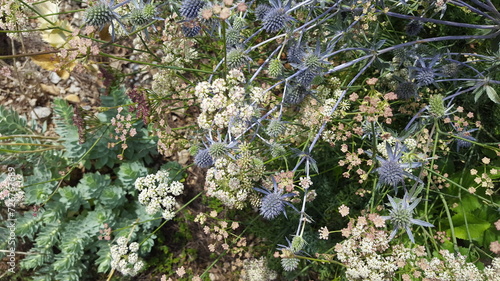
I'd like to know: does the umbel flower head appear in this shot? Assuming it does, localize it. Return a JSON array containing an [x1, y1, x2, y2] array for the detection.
[[254, 176, 297, 220], [366, 142, 422, 191], [382, 192, 434, 243]]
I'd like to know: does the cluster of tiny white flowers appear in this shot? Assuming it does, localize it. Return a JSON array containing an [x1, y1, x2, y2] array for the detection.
[[334, 215, 397, 281], [135, 170, 184, 220], [194, 70, 270, 135], [0, 173, 24, 207], [335, 216, 500, 280], [110, 237, 145, 276], [241, 257, 278, 281]]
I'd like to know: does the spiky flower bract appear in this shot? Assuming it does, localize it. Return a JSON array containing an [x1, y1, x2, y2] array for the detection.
[[367, 142, 422, 191], [395, 81, 418, 99], [180, 0, 205, 19], [254, 176, 296, 220], [194, 148, 214, 168], [382, 192, 434, 243]]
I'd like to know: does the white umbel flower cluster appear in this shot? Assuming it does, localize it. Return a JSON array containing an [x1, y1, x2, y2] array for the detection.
[[110, 237, 144, 276], [135, 170, 184, 220], [242, 257, 277, 281]]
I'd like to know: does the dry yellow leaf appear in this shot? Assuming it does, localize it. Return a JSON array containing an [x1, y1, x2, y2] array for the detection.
[[64, 94, 81, 104], [40, 84, 61, 95], [30, 54, 76, 80]]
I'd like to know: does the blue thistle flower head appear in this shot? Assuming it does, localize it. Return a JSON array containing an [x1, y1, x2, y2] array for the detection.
[[255, 4, 271, 21], [382, 192, 434, 243], [454, 128, 478, 151], [194, 148, 214, 168], [128, 0, 164, 29], [291, 41, 332, 88], [182, 21, 201, 37], [254, 176, 297, 220], [409, 55, 442, 87], [366, 142, 422, 192], [405, 20, 423, 37], [261, 0, 295, 33], [84, 0, 131, 40], [180, 0, 205, 19], [395, 81, 418, 100]]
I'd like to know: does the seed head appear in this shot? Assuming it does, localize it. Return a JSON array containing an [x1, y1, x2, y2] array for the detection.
[[255, 177, 296, 220], [226, 28, 241, 45], [232, 16, 246, 30], [129, 8, 150, 26], [378, 159, 405, 188], [284, 84, 309, 105], [383, 192, 434, 243], [260, 192, 285, 219]]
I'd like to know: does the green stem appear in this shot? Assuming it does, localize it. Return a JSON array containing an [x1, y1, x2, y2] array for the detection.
[[439, 194, 459, 253]]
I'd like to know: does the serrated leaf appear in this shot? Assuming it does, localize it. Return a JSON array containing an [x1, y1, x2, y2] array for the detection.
[[485, 85, 500, 103]]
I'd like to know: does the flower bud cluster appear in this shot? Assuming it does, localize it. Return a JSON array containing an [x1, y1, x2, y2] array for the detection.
[[135, 170, 184, 220], [110, 237, 144, 276]]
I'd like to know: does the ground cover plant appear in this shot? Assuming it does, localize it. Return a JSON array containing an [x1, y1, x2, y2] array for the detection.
[[1, 0, 500, 280]]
